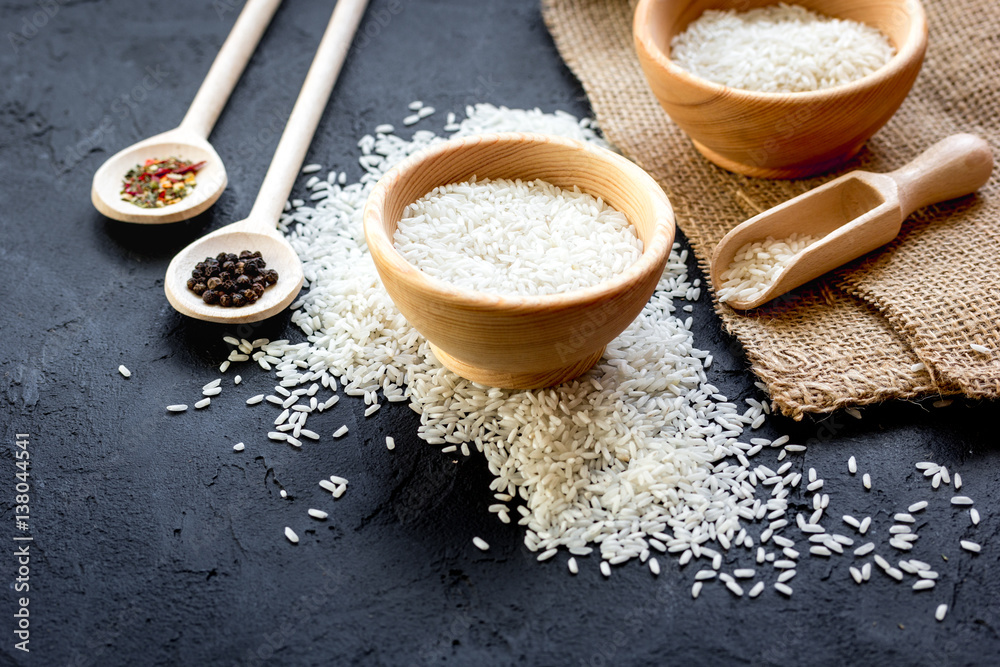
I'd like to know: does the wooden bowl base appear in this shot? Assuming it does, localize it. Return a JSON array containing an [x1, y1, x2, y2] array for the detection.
[[429, 344, 606, 390], [691, 140, 864, 179]]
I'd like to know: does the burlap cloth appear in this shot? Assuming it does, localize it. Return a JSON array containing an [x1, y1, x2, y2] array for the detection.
[[542, 0, 1000, 419]]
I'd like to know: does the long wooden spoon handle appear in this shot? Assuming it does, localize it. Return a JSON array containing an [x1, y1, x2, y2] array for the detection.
[[179, 0, 282, 139], [888, 133, 994, 218], [248, 0, 370, 225]]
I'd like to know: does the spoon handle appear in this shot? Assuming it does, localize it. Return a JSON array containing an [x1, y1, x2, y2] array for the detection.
[[178, 0, 282, 139], [248, 0, 371, 226], [888, 133, 994, 218]]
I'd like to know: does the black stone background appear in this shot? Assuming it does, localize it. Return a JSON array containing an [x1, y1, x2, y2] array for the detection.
[[1, 0, 998, 665]]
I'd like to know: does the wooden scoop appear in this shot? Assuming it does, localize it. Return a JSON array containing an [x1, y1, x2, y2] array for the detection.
[[710, 134, 994, 310], [91, 0, 281, 224], [164, 0, 369, 324]]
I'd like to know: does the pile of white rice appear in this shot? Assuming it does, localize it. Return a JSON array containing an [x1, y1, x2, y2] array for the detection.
[[276, 104, 781, 568], [670, 3, 895, 93], [717, 233, 818, 304], [189, 103, 982, 612], [393, 177, 641, 295]]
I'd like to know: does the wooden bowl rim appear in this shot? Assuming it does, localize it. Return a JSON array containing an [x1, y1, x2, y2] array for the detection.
[[634, 0, 929, 102], [363, 132, 676, 311]]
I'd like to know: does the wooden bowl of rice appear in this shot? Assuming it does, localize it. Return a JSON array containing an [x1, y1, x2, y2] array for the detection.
[[363, 132, 675, 389], [634, 0, 928, 178]]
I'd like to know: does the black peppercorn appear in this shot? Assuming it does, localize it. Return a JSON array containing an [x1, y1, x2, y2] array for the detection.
[[188, 250, 276, 307]]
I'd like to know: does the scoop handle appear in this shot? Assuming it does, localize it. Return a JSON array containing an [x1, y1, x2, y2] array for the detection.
[[179, 0, 282, 139], [888, 133, 994, 218]]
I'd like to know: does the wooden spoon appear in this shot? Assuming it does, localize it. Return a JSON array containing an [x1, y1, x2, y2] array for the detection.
[[91, 0, 281, 224], [710, 134, 994, 310], [164, 0, 370, 324]]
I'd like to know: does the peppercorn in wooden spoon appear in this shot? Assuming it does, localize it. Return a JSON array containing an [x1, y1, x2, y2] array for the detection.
[[91, 0, 281, 224], [165, 0, 370, 323]]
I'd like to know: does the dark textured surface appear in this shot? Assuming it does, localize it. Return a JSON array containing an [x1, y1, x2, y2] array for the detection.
[[0, 1, 998, 665]]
